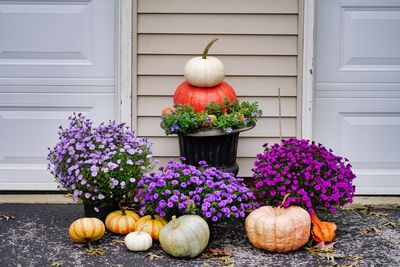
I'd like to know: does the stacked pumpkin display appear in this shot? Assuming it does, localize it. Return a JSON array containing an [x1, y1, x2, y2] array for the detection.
[[173, 37, 237, 113]]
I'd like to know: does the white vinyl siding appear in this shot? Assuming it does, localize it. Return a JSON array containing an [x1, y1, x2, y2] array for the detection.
[[135, 0, 300, 177]]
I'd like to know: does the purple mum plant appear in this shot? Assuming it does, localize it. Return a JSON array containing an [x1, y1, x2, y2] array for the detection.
[[135, 160, 257, 222], [47, 113, 154, 211], [252, 138, 356, 214]]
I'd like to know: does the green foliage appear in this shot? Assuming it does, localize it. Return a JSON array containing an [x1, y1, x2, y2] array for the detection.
[[161, 100, 262, 135]]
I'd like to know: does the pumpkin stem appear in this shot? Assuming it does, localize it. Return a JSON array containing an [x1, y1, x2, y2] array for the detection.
[[119, 200, 126, 216], [86, 240, 93, 250], [202, 37, 218, 59], [276, 194, 290, 216], [171, 215, 180, 229], [278, 193, 290, 208]]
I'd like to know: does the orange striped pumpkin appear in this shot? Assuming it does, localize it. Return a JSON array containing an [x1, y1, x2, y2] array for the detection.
[[135, 215, 168, 241], [105, 210, 140, 235], [68, 217, 105, 243]]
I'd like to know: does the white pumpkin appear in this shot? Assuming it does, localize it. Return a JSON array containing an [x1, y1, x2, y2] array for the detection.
[[124, 231, 152, 252], [184, 38, 225, 87], [159, 215, 210, 258]]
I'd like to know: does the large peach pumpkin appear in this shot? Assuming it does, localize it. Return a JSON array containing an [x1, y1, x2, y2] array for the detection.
[[245, 205, 311, 252]]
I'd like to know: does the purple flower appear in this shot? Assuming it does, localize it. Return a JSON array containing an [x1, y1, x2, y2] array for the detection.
[[135, 160, 257, 222], [170, 125, 180, 133], [252, 138, 356, 214], [226, 127, 233, 133]]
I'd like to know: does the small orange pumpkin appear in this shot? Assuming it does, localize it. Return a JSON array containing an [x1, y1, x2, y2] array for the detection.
[[135, 215, 168, 241], [162, 107, 176, 116], [69, 217, 105, 243], [310, 213, 337, 243], [245, 195, 311, 252], [105, 209, 140, 235]]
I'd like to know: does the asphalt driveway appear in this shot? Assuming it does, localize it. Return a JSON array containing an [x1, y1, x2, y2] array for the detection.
[[0, 203, 399, 267]]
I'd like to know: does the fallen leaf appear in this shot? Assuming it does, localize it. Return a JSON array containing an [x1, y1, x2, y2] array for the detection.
[[201, 247, 234, 266], [305, 242, 344, 262], [317, 242, 336, 250], [369, 211, 389, 217], [360, 226, 380, 236], [383, 220, 397, 229], [50, 262, 63, 267], [202, 247, 233, 258], [146, 252, 165, 260], [85, 248, 105, 256], [0, 215, 15, 221]]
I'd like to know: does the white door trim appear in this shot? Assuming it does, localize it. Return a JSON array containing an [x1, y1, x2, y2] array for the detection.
[[301, 0, 316, 140], [116, 0, 133, 127]]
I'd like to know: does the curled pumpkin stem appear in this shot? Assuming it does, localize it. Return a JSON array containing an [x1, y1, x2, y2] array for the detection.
[[311, 213, 337, 243], [202, 37, 218, 59]]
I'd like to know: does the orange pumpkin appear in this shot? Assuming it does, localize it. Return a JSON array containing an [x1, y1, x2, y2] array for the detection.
[[245, 205, 311, 252], [105, 209, 140, 235], [311, 213, 337, 243], [173, 81, 237, 113], [162, 107, 176, 116], [135, 215, 168, 241], [69, 217, 105, 243]]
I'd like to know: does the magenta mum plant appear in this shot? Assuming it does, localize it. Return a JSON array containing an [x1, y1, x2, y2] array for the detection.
[[135, 160, 257, 222], [252, 138, 356, 214], [47, 113, 154, 211]]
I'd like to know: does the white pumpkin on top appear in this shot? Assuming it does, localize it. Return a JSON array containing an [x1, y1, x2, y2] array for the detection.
[[184, 37, 225, 88]]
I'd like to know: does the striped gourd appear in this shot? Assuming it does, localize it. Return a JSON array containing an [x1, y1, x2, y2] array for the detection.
[[135, 215, 168, 241], [105, 210, 140, 235], [69, 217, 105, 243]]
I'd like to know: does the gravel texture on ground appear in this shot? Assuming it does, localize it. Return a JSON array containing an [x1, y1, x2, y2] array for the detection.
[[0, 203, 399, 267]]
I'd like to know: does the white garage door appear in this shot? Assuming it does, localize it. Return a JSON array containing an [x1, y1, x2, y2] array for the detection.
[[0, 0, 116, 190], [314, 0, 400, 194]]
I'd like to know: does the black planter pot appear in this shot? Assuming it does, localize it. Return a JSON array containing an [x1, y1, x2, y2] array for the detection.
[[83, 202, 119, 222], [177, 123, 255, 175]]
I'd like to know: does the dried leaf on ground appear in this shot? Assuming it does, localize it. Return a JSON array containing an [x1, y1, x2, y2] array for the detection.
[[50, 261, 63, 267], [369, 211, 389, 217], [338, 256, 362, 267], [0, 215, 15, 221], [146, 252, 165, 260], [305, 242, 344, 262], [85, 248, 106, 256], [383, 220, 397, 229], [360, 226, 380, 236], [112, 239, 125, 244], [201, 247, 234, 266]]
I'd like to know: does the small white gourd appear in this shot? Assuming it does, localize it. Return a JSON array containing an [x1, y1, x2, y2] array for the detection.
[[124, 231, 152, 252], [159, 215, 210, 258], [184, 38, 225, 87]]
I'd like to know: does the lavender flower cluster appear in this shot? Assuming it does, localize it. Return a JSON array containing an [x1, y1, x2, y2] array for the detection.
[[252, 138, 356, 214], [47, 113, 154, 211], [135, 160, 257, 222]]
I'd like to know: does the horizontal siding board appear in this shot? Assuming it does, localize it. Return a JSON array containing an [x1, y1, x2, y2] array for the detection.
[[138, 117, 297, 137], [138, 35, 297, 55], [154, 157, 258, 177], [137, 96, 297, 117], [138, 76, 297, 96], [138, 0, 298, 14], [148, 137, 279, 157], [138, 14, 298, 35], [138, 55, 297, 76]]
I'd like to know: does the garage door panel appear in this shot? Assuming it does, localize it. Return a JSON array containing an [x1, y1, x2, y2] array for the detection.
[[314, 97, 400, 194], [0, 0, 114, 78], [316, 0, 400, 83], [0, 93, 114, 190]]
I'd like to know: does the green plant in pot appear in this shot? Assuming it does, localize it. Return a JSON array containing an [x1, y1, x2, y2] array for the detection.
[[161, 38, 262, 175], [47, 113, 155, 221]]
